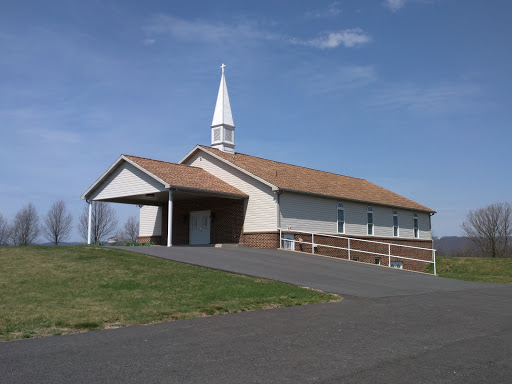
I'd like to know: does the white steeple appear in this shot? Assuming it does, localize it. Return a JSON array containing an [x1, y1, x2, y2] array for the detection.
[[211, 63, 235, 153]]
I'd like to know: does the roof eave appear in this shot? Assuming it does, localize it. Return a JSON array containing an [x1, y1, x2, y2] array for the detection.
[[277, 188, 436, 213], [168, 185, 247, 198]]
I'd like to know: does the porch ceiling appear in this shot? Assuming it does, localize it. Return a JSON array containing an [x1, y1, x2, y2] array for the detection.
[[95, 189, 245, 207]]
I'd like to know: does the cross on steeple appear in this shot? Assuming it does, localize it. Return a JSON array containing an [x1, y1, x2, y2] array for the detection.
[[220, 63, 226, 73]]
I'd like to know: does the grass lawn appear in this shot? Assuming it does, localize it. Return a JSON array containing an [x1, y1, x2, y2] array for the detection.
[[0, 246, 339, 341], [425, 256, 512, 284]]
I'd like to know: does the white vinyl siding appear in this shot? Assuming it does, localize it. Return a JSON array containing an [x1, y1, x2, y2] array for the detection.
[[139, 206, 162, 236], [185, 152, 277, 232], [280, 192, 431, 240], [90, 161, 165, 200]]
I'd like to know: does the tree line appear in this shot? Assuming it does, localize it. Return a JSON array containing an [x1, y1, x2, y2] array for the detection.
[[0, 201, 139, 246]]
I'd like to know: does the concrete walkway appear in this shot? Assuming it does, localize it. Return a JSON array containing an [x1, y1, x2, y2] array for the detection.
[[1, 246, 511, 383]]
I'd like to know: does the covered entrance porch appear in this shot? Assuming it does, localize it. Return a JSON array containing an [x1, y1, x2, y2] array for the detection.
[[80, 154, 247, 247]]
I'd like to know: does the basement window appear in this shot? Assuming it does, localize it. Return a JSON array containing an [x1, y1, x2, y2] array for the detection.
[[353, 257, 359, 261], [390, 261, 403, 269], [375, 258, 381, 265]]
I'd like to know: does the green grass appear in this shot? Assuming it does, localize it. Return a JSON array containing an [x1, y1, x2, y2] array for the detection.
[[0, 246, 338, 341], [425, 256, 512, 283]]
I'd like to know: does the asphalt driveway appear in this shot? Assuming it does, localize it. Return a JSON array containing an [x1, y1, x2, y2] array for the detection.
[[115, 245, 500, 297], [1, 246, 511, 383]]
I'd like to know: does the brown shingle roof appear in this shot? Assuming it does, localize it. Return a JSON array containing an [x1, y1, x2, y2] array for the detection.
[[123, 154, 246, 197], [198, 146, 434, 213]]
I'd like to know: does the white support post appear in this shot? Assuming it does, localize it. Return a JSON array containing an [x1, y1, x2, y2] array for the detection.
[[279, 228, 282, 249], [433, 249, 436, 276], [311, 233, 315, 254], [388, 243, 391, 266], [348, 238, 350, 260], [167, 190, 173, 247], [87, 200, 92, 245]]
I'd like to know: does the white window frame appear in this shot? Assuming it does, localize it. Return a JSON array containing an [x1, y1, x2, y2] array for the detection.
[[337, 202, 345, 234], [367, 206, 374, 236], [413, 213, 419, 239], [393, 210, 399, 237]]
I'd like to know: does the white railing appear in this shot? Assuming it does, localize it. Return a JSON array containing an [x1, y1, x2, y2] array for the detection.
[[278, 228, 436, 275]]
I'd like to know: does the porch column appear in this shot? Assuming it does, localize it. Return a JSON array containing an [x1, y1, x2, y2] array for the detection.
[[167, 190, 173, 247], [87, 200, 92, 245]]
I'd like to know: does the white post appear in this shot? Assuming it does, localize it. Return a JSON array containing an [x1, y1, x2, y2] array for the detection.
[[311, 233, 315, 254], [87, 200, 92, 245], [167, 190, 173, 247], [388, 243, 391, 267], [433, 249, 436, 276], [348, 238, 350, 260], [279, 228, 282, 249]]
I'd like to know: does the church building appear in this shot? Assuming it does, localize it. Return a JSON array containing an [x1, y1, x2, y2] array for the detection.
[[81, 65, 436, 272]]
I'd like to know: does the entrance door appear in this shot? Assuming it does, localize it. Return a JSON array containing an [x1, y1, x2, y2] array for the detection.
[[189, 210, 211, 245]]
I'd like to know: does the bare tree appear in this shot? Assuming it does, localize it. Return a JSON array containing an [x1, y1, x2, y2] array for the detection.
[[0, 213, 11, 245], [461, 202, 512, 258], [123, 216, 139, 243], [41, 200, 73, 245], [11, 203, 40, 246], [78, 202, 118, 244]]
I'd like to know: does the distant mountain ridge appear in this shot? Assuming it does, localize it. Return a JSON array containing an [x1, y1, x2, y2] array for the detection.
[[434, 236, 474, 257]]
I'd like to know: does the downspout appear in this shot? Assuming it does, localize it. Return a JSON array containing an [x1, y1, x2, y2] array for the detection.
[[275, 190, 282, 230]]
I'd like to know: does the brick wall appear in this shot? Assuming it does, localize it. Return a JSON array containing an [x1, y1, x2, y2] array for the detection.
[[140, 197, 245, 246], [242, 232, 280, 249], [287, 233, 433, 272], [137, 235, 162, 244]]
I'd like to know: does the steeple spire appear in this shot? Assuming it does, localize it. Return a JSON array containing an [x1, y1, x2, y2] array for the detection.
[[211, 63, 235, 153]]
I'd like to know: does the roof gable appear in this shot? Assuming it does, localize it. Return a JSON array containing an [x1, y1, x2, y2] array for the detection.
[[122, 155, 246, 197], [82, 154, 247, 199]]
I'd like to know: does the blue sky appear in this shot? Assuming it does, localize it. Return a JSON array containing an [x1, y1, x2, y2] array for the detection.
[[1, 0, 511, 241]]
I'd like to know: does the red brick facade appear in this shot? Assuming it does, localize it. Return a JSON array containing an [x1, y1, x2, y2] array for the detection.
[[138, 197, 244, 246], [241, 232, 280, 249], [284, 232, 433, 272]]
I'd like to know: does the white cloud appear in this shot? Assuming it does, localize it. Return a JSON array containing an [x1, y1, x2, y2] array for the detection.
[[20, 128, 81, 144], [144, 14, 369, 50], [384, 0, 408, 12], [143, 38, 155, 46], [306, 2, 342, 18], [366, 82, 484, 114], [292, 29, 371, 49], [289, 65, 377, 94]]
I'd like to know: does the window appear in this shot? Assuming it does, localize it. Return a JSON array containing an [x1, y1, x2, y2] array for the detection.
[[413, 214, 419, 239], [375, 258, 381, 265], [353, 257, 359, 261], [337, 202, 345, 233], [393, 210, 399, 237], [390, 261, 403, 269], [367, 206, 374, 235]]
